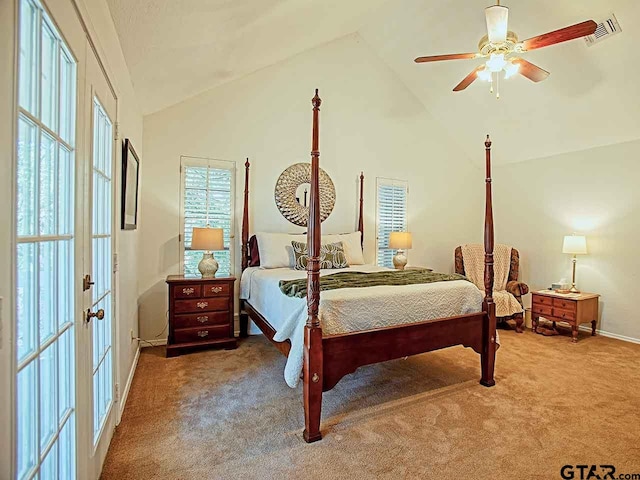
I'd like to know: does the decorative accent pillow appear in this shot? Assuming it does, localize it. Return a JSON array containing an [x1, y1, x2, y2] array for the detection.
[[291, 241, 348, 270], [255, 232, 307, 269], [248, 235, 260, 267], [321, 232, 365, 265]]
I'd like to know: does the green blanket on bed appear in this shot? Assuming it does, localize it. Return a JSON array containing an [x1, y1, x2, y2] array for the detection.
[[279, 269, 469, 298]]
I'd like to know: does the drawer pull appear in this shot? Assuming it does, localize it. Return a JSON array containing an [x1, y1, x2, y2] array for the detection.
[[210, 286, 223, 294], [196, 301, 208, 309], [197, 330, 209, 338], [197, 316, 209, 324], [182, 287, 195, 296]]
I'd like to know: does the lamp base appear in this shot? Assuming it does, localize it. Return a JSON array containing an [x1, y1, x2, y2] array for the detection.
[[393, 250, 407, 270], [198, 252, 219, 278], [569, 255, 579, 293]]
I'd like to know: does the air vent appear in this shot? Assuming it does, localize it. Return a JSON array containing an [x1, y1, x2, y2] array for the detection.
[[585, 14, 622, 46]]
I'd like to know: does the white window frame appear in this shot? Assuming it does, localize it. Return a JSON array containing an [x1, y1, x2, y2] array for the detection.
[[375, 177, 408, 268], [179, 156, 236, 276]]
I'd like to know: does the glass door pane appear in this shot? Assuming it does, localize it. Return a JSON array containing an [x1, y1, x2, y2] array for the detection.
[[91, 97, 113, 443], [15, 0, 77, 478]]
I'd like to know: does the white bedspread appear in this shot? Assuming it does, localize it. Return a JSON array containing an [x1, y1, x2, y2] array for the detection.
[[240, 265, 484, 388]]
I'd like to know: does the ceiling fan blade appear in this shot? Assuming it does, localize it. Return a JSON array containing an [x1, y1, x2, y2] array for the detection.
[[453, 66, 484, 92], [415, 53, 479, 63], [513, 58, 550, 82], [521, 20, 597, 51], [485, 5, 509, 43]]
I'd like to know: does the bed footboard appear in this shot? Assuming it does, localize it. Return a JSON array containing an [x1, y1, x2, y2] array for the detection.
[[321, 313, 486, 392]]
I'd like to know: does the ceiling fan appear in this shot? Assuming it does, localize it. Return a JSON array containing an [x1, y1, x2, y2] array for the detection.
[[414, 1, 597, 97]]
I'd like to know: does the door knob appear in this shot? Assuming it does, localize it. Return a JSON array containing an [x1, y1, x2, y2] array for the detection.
[[86, 308, 105, 322]]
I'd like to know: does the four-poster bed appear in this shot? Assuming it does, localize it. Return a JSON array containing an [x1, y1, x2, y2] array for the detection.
[[239, 89, 497, 443]]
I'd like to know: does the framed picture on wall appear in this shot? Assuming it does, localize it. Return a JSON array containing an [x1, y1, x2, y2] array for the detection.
[[121, 138, 140, 230]]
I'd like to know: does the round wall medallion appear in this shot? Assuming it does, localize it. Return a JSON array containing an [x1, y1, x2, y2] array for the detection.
[[274, 163, 336, 227]]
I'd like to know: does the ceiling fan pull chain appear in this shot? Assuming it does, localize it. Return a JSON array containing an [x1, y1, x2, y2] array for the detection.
[[496, 72, 500, 99]]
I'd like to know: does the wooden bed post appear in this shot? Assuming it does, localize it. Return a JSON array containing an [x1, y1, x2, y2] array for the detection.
[[358, 172, 364, 249], [480, 135, 497, 387], [303, 89, 324, 443], [240, 158, 250, 337]]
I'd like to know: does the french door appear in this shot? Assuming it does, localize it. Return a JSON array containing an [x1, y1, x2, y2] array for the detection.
[[77, 47, 118, 479], [15, 1, 78, 478], [14, 0, 118, 478]]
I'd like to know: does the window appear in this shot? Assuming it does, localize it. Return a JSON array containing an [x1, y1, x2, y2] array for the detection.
[[180, 158, 235, 277], [376, 178, 408, 268], [15, 0, 77, 478]]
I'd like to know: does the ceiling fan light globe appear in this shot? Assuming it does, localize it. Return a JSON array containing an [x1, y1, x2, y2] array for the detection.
[[485, 5, 509, 43], [477, 69, 492, 82], [504, 61, 520, 79], [486, 53, 507, 72]]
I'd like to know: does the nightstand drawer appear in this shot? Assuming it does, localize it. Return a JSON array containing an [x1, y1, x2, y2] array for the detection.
[[173, 312, 229, 328], [174, 297, 228, 314], [553, 308, 576, 321], [173, 325, 229, 343], [532, 295, 553, 306], [532, 304, 552, 316], [553, 298, 576, 311], [172, 284, 202, 299], [202, 282, 231, 297]]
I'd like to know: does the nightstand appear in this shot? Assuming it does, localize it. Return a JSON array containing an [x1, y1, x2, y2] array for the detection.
[[404, 266, 433, 272], [531, 290, 600, 343], [165, 275, 237, 356]]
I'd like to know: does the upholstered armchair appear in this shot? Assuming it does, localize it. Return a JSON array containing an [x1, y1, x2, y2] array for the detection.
[[455, 245, 529, 333]]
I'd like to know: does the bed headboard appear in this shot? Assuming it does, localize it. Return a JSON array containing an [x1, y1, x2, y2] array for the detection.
[[240, 159, 365, 272]]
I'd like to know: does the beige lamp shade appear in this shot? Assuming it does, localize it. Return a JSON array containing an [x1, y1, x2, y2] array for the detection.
[[562, 235, 587, 255], [191, 227, 224, 251], [388, 232, 413, 250]]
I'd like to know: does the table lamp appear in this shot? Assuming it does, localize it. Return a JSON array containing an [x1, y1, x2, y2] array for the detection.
[[191, 227, 224, 278], [388, 232, 412, 270], [562, 234, 587, 293]]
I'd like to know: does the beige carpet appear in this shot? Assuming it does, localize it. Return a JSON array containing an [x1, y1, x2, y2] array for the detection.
[[101, 328, 640, 480]]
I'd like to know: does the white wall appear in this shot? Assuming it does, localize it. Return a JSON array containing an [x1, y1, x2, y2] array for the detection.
[[0, 0, 142, 476], [493, 140, 640, 341], [140, 33, 486, 341]]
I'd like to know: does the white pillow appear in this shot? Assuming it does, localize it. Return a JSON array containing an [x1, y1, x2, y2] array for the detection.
[[322, 232, 365, 265], [255, 232, 306, 269]]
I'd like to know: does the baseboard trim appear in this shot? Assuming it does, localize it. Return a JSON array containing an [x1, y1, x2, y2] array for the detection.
[[118, 346, 140, 424], [140, 338, 167, 348], [577, 325, 640, 344]]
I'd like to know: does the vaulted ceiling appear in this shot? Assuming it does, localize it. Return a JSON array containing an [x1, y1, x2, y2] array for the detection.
[[105, 0, 390, 114], [358, 0, 640, 164], [107, 0, 640, 164]]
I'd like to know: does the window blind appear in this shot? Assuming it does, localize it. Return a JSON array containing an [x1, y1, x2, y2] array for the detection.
[[376, 178, 408, 268], [180, 158, 235, 276]]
